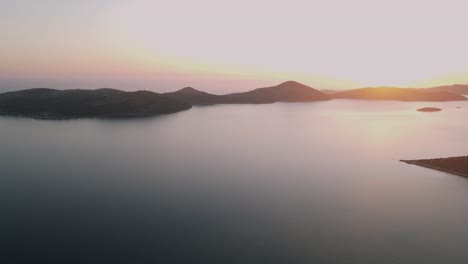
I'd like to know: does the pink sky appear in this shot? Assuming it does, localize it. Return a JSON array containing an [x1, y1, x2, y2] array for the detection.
[[2, 0, 468, 93]]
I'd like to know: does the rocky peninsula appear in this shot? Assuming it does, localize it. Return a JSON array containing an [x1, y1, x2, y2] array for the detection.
[[401, 156, 468, 178]]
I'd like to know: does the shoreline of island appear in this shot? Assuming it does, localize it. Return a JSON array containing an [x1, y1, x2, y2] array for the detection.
[[400, 157, 468, 178], [0, 109, 192, 120]]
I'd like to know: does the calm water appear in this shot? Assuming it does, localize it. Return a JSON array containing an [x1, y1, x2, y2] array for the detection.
[[1, 99, 468, 263]]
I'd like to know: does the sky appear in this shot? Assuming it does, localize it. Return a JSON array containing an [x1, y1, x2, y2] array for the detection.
[[1, 0, 468, 93]]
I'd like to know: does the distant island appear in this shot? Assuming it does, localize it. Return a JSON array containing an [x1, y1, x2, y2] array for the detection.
[[165, 83, 467, 106], [165, 87, 222, 105], [423, 84, 468, 95], [165, 81, 331, 105], [331, 87, 467, 102], [0, 81, 467, 119], [417, 107, 442, 112], [401, 156, 468, 178], [0, 81, 332, 119], [0, 88, 192, 119]]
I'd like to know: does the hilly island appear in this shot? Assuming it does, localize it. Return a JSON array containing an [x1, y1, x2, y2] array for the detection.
[[0, 88, 192, 119], [0, 81, 467, 119]]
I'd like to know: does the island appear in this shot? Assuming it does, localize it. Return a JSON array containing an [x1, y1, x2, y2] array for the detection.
[[332, 87, 468, 102], [417, 107, 442, 112], [164, 87, 222, 105], [220, 81, 332, 104], [423, 84, 468, 95], [400, 156, 468, 178], [1, 81, 467, 119], [0, 88, 192, 119], [163, 81, 331, 105]]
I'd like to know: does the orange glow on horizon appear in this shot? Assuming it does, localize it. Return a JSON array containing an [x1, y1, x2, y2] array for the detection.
[[2, 0, 468, 91]]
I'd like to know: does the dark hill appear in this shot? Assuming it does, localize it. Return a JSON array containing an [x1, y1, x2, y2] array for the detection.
[[0, 88, 191, 119], [221, 81, 331, 104], [164, 81, 331, 105], [332, 87, 467, 102], [164, 87, 221, 105]]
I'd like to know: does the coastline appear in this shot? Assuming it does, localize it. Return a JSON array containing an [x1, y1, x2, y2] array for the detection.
[[0, 107, 192, 120], [400, 159, 468, 178]]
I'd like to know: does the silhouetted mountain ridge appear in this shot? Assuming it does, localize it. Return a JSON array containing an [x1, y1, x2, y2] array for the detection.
[[1, 81, 467, 119], [164, 81, 331, 105], [165, 87, 221, 105], [221, 81, 331, 103]]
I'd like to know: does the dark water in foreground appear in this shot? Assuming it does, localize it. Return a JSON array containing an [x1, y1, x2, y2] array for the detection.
[[1, 100, 468, 263]]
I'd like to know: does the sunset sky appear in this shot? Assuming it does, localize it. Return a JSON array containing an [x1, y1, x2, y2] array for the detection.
[[2, 0, 468, 93]]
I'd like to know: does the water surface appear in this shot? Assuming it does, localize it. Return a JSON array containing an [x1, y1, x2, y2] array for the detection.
[[1, 99, 468, 263]]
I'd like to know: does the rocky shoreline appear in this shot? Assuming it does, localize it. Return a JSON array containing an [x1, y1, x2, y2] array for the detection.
[[401, 156, 468, 178]]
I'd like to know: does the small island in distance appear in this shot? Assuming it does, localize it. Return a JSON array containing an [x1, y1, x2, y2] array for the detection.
[[417, 107, 442, 112], [0, 81, 467, 119]]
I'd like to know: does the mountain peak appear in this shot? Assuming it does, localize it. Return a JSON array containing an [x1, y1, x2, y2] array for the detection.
[[277, 80, 304, 87], [176, 87, 200, 93]]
